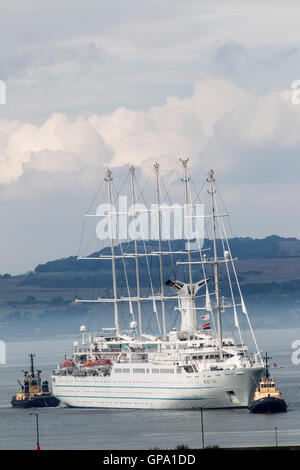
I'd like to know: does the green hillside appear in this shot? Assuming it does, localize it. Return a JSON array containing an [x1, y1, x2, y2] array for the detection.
[[0, 235, 300, 339]]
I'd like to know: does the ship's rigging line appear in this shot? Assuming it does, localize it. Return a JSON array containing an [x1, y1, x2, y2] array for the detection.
[[214, 187, 261, 361], [94, 167, 210, 335], [126, 170, 162, 336], [216, 192, 250, 349], [75, 179, 106, 321], [153, 167, 182, 332], [189, 174, 249, 350], [113, 164, 209, 337], [159, 167, 182, 280], [158, 167, 192, 332], [78, 172, 130, 262], [118, 164, 195, 337], [188, 199, 217, 338], [185, 170, 218, 338], [214, 189, 244, 349], [134, 171, 163, 336], [185, 169, 254, 353], [214, 181, 249, 346], [111, 177, 135, 325], [78, 178, 108, 262]]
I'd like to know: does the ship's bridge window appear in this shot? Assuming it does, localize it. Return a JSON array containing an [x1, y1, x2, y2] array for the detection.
[[133, 368, 145, 373], [78, 355, 87, 361], [183, 366, 194, 373]]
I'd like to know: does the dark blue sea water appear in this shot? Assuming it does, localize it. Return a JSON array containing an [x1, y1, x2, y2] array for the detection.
[[0, 328, 299, 450]]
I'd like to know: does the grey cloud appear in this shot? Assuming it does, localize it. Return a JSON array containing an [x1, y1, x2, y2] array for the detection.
[[256, 47, 299, 68], [213, 41, 248, 75]]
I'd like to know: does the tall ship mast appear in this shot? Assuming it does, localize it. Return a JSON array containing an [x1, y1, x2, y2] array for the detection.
[[51, 161, 264, 409]]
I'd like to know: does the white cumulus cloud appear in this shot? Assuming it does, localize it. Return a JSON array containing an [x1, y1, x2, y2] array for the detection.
[[1, 77, 300, 190]]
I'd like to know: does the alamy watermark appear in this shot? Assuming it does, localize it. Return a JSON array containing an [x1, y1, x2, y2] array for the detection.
[[94, 197, 204, 246], [0, 340, 6, 364], [0, 80, 6, 104], [291, 340, 300, 364]]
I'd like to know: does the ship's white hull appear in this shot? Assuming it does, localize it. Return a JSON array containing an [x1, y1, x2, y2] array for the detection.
[[52, 366, 263, 409]]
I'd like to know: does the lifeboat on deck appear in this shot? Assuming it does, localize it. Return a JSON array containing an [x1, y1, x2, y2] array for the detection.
[[61, 360, 75, 368], [84, 359, 112, 367]]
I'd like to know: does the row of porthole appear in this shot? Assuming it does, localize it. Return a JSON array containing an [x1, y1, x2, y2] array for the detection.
[[56, 379, 204, 386], [58, 380, 195, 384], [60, 390, 183, 396], [71, 401, 157, 407], [57, 381, 203, 387]]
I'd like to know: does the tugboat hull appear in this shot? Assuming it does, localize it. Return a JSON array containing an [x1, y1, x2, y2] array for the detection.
[[11, 395, 60, 408], [249, 397, 287, 414]]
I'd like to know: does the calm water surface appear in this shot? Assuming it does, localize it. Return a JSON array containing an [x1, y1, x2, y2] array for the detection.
[[0, 328, 299, 450]]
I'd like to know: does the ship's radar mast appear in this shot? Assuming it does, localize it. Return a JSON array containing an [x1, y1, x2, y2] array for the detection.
[[263, 352, 272, 379], [29, 353, 35, 376]]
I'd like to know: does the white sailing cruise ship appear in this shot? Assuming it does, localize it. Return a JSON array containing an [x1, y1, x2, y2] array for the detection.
[[51, 160, 265, 409]]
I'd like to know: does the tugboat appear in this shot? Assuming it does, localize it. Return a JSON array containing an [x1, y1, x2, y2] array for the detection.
[[249, 353, 287, 413], [11, 353, 60, 408]]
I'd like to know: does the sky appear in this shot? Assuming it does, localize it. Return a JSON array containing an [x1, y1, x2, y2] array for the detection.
[[1, 0, 300, 274]]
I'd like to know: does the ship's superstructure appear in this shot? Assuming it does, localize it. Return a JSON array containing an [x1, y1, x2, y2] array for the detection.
[[51, 161, 264, 409]]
